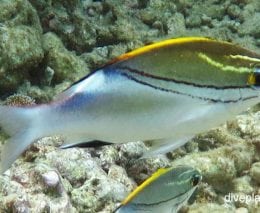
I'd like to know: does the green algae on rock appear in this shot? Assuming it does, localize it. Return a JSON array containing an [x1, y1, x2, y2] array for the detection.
[[250, 162, 260, 184], [0, 0, 44, 95], [42, 32, 89, 84], [0, 26, 43, 70], [0, 25, 44, 94]]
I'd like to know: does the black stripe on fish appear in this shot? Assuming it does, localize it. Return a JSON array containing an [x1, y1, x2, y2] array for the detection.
[[118, 66, 250, 90], [118, 71, 258, 103], [133, 186, 192, 207]]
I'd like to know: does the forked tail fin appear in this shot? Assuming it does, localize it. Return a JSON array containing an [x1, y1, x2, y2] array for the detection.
[[0, 105, 40, 174]]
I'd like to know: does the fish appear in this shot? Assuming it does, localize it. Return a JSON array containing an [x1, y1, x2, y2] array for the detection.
[[114, 165, 202, 213], [0, 37, 260, 173]]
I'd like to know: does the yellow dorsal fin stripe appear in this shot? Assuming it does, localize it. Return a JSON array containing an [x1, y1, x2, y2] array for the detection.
[[108, 37, 215, 65], [121, 167, 171, 206]]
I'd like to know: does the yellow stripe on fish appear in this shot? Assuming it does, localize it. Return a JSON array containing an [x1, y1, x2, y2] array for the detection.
[[108, 37, 214, 64], [121, 167, 171, 205]]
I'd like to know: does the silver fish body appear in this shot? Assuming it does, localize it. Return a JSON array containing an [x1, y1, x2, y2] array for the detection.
[[40, 68, 259, 143], [0, 37, 259, 173], [115, 166, 202, 213]]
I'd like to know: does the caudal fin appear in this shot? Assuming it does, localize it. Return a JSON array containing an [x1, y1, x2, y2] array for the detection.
[[0, 105, 40, 174]]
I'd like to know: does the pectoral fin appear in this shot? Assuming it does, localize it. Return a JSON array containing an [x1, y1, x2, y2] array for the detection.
[[142, 136, 193, 158]]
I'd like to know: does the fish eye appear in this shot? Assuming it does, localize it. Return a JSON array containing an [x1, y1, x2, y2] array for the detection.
[[254, 66, 260, 87], [248, 65, 260, 87], [191, 174, 201, 186]]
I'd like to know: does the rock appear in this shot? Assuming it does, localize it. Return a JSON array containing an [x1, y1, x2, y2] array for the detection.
[[127, 155, 170, 184], [70, 176, 129, 212], [0, 0, 43, 95], [227, 5, 242, 20], [171, 142, 255, 193], [0, 26, 43, 71], [0, 25, 44, 94], [188, 203, 235, 213], [232, 176, 254, 195], [98, 145, 119, 171], [13, 200, 30, 213], [186, 15, 202, 28], [42, 171, 60, 188], [229, 112, 260, 138], [239, 13, 260, 38], [167, 13, 186, 35], [81, 46, 109, 70], [249, 162, 260, 184], [235, 207, 249, 213], [42, 32, 89, 84], [29, 0, 97, 53], [108, 165, 136, 192], [256, 39, 260, 47], [0, 0, 41, 31], [43, 148, 97, 186], [119, 141, 146, 160], [139, 10, 156, 26], [0, 176, 28, 213]]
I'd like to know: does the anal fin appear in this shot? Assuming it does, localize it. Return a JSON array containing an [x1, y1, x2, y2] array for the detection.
[[60, 140, 113, 149]]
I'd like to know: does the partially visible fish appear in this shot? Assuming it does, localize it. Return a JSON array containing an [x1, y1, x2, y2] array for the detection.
[[0, 37, 260, 173], [115, 166, 202, 213]]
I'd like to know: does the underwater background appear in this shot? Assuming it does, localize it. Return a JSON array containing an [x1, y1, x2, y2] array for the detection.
[[0, 0, 259, 212]]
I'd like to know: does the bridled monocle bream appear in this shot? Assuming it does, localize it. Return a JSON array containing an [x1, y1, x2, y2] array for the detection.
[[0, 37, 259, 173]]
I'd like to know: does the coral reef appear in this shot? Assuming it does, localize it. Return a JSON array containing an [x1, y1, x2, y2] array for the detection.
[[0, 110, 259, 212], [0, 0, 259, 212], [42, 32, 89, 84], [4, 94, 35, 106], [0, 0, 43, 95]]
